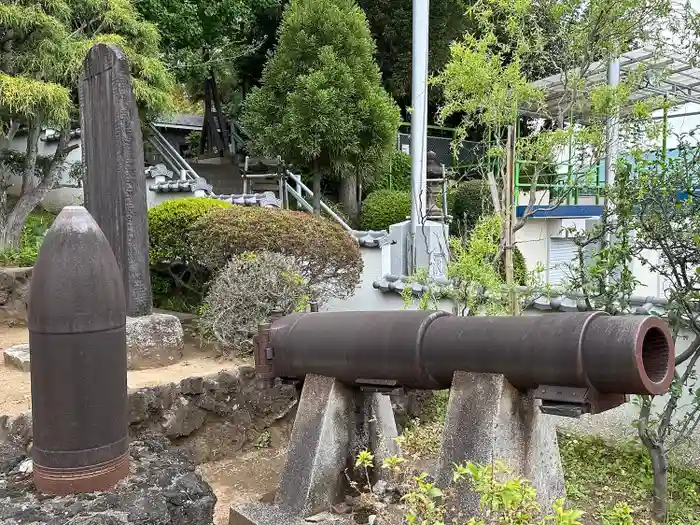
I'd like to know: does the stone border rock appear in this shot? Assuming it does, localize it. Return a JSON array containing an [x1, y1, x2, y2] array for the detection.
[[0, 365, 298, 464], [0, 267, 31, 323]]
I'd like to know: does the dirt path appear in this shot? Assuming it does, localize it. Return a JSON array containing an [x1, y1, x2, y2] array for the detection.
[[198, 424, 292, 525], [0, 325, 239, 418]]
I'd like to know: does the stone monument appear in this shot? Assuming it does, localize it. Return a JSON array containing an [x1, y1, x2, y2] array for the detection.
[[79, 43, 183, 368]]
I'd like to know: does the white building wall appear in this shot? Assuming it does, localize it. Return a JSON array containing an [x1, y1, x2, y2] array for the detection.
[[6, 132, 191, 212]]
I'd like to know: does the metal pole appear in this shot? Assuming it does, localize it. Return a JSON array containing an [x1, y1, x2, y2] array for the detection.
[[604, 56, 620, 286], [409, 0, 430, 271], [604, 57, 620, 188]]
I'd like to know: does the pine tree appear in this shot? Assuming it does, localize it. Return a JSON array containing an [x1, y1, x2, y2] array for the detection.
[[0, 0, 173, 249], [241, 0, 399, 220]]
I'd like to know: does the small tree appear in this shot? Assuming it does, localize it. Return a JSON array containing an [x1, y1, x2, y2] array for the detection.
[[568, 133, 700, 520], [241, 0, 400, 220], [0, 0, 172, 250], [433, 0, 674, 312]]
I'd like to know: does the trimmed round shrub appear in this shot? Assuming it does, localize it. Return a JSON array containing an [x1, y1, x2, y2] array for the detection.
[[360, 189, 411, 231], [199, 251, 310, 353], [148, 197, 233, 313], [497, 245, 528, 286], [189, 207, 363, 303], [148, 197, 232, 264], [447, 179, 494, 236]]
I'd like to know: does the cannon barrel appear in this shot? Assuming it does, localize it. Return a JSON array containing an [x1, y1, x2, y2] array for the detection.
[[260, 311, 674, 404]]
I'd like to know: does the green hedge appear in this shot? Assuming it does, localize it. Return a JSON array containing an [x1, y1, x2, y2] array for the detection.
[[360, 189, 411, 231], [365, 150, 412, 194], [189, 206, 363, 302], [447, 179, 494, 236], [148, 197, 233, 313], [148, 197, 232, 264], [497, 246, 528, 286]]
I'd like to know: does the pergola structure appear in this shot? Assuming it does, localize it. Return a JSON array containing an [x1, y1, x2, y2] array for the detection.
[[511, 47, 700, 218], [521, 47, 700, 123]]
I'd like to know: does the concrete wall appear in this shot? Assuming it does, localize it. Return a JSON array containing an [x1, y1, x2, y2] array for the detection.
[[324, 247, 453, 313], [515, 217, 673, 298]]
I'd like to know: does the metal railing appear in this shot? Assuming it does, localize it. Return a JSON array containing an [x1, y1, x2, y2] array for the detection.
[[284, 171, 353, 232], [514, 160, 605, 206], [147, 123, 200, 180]]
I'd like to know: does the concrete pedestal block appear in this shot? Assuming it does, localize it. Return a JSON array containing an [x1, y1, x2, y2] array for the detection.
[[126, 313, 184, 370], [436, 371, 564, 518], [230, 374, 401, 524]]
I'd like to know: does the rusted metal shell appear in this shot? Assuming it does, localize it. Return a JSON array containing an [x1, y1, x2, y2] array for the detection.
[[265, 310, 674, 397], [28, 206, 129, 495]]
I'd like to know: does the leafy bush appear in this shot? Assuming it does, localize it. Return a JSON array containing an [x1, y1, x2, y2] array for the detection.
[[360, 189, 411, 231], [0, 211, 55, 267], [189, 206, 363, 303], [148, 197, 232, 264], [365, 150, 412, 193], [447, 179, 494, 236], [148, 197, 233, 313], [199, 251, 310, 353]]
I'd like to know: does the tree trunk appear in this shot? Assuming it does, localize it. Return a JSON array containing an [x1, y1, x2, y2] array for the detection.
[[0, 128, 77, 251], [312, 164, 321, 215], [0, 206, 29, 251], [339, 173, 358, 227], [639, 428, 669, 521]]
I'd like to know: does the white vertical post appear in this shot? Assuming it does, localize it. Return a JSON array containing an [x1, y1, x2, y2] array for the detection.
[[409, 0, 430, 271], [604, 57, 620, 187]]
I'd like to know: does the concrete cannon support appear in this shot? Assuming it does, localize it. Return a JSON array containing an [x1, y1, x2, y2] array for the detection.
[[436, 371, 565, 518], [230, 374, 400, 525]]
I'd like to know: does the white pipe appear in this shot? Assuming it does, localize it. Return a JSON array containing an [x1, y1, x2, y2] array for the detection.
[[409, 0, 430, 270], [604, 57, 620, 187]]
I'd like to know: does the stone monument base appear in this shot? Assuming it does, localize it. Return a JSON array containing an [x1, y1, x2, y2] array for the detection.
[[230, 374, 400, 524], [3, 313, 186, 373], [126, 312, 184, 370], [0, 434, 216, 524]]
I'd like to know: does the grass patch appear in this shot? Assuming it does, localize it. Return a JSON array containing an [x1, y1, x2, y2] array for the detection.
[[396, 394, 700, 523], [0, 208, 55, 267], [559, 432, 700, 524]]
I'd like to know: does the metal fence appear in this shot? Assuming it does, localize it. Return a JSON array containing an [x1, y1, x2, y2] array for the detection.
[[397, 124, 485, 169]]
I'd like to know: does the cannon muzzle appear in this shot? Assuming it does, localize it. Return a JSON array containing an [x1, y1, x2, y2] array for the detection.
[[255, 310, 674, 417]]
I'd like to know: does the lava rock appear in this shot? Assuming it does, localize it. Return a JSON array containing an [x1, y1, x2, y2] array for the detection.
[[0, 434, 216, 525]]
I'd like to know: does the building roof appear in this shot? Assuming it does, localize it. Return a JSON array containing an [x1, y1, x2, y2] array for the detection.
[[373, 274, 669, 315], [153, 114, 204, 131]]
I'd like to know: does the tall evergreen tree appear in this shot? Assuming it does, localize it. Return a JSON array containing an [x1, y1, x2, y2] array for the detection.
[[241, 0, 400, 221]]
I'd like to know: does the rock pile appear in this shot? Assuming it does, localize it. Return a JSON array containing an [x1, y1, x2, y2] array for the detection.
[[0, 434, 216, 525]]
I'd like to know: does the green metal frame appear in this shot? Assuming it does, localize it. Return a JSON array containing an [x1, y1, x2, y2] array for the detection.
[[399, 122, 607, 206]]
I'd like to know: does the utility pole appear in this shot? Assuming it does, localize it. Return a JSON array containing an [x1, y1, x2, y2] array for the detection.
[[409, 0, 430, 272]]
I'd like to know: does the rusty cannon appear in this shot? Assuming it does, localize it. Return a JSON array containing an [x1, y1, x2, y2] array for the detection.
[[232, 309, 676, 524], [254, 309, 675, 417]]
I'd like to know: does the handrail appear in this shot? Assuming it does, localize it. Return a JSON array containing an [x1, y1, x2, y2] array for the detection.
[[147, 123, 200, 180], [284, 171, 353, 232]]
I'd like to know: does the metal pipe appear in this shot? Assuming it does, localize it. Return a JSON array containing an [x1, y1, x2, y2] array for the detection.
[[29, 206, 128, 495], [410, 0, 430, 269], [285, 173, 353, 232], [604, 56, 621, 188], [261, 311, 674, 413]]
